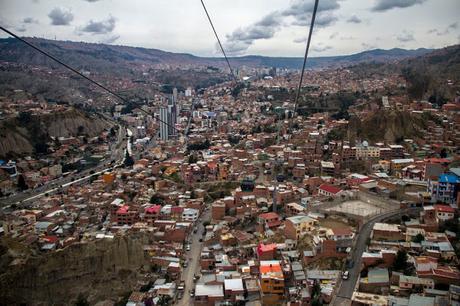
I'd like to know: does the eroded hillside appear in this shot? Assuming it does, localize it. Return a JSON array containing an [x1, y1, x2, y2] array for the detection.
[[0, 234, 149, 305]]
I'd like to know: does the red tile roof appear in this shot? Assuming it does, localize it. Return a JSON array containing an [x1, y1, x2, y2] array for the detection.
[[259, 212, 280, 221], [117, 205, 130, 214], [434, 205, 455, 213], [331, 227, 353, 236], [319, 184, 342, 195], [145, 205, 161, 214], [267, 220, 282, 228], [257, 243, 277, 255]]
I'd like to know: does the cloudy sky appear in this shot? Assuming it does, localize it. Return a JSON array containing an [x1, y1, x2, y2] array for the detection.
[[0, 0, 458, 57]]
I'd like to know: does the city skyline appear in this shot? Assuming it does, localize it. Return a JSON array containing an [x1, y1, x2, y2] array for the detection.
[[0, 0, 459, 57]]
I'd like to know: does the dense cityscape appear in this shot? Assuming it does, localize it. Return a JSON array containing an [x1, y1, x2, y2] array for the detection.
[[0, 0, 460, 306]]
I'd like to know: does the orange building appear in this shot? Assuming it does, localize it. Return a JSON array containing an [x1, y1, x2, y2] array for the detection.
[[260, 260, 285, 295]]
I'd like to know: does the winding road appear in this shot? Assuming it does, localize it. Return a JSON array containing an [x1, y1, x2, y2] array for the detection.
[[332, 207, 420, 306]]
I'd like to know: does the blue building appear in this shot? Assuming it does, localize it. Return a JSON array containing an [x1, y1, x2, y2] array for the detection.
[[429, 169, 460, 205]]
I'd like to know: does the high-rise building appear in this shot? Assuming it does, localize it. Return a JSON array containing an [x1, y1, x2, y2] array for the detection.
[[167, 95, 177, 137], [159, 107, 169, 141], [173, 87, 178, 104]]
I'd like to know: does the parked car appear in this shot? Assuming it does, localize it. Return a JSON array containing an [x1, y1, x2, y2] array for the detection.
[[342, 270, 350, 280], [186, 244, 191, 251]]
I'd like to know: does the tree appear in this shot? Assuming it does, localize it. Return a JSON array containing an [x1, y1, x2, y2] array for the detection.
[[77, 125, 85, 135], [124, 150, 134, 167], [17, 174, 28, 191], [74, 293, 89, 306], [188, 154, 198, 164], [157, 295, 171, 306], [311, 280, 322, 306], [18, 111, 32, 124], [412, 233, 425, 243], [150, 194, 164, 205], [393, 249, 408, 271], [440, 148, 448, 158]]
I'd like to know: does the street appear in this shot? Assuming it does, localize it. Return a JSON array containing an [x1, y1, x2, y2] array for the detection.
[[176, 207, 211, 306], [332, 208, 419, 305], [0, 125, 127, 209]]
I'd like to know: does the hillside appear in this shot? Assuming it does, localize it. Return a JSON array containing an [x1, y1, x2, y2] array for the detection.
[[0, 109, 112, 158], [341, 110, 438, 144], [0, 37, 435, 71], [0, 234, 149, 305], [347, 45, 460, 103]]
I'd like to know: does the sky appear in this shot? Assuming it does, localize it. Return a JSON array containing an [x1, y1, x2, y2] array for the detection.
[[0, 0, 459, 57]]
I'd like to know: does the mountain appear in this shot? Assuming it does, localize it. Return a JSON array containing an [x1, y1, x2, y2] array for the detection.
[[0, 37, 435, 71]]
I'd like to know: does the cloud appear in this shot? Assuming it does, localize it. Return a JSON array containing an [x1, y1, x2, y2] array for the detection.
[[15, 25, 27, 32], [340, 36, 355, 40], [285, 0, 341, 27], [312, 44, 333, 52], [292, 13, 338, 28], [48, 7, 74, 26], [371, 0, 426, 12], [223, 0, 342, 55], [396, 31, 415, 42], [347, 15, 362, 24], [79, 16, 116, 34], [100, 34, 120, 44], [361, 42, 376, 50], [224, 12, 281, 55], [23, 17, 38, 24], [293, 36, 306, 44], [329, 32, 339, 39], [427, 22, 457, 36], [448, 22, 458, 30]]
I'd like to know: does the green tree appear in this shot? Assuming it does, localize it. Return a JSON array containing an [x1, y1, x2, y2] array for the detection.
[[74, 293, 89, 306], [150, 194, 164, 205], [412, 233, 425, 243], [311, 280, 323, 306], [393, 249, 408, 271], [17, 174, 28, 191], [158, 295, 171, 306], [124, 150, 134, 167]]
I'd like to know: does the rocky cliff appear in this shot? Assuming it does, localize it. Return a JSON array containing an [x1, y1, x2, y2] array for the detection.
[[0, 234, 149, 305], [0, 108, 112, 158]]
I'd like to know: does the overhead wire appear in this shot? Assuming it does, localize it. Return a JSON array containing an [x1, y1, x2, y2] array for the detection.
[[0, 25, 181, 135], [276, 0, 319, 143], [293, 0, 320, 116], [200, 0, 238, 82]]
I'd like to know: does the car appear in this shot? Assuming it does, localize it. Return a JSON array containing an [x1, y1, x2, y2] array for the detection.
[[183, 261, 188, 268], [186, 245, 191, 251], [190, 289, 195, 297], [342, 270, 350, 280], [178, 281, 185, 291]]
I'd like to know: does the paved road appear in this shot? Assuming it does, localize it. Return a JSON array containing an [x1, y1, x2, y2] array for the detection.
[[177, 208, 211, 306], [332, 207, 419, 306]]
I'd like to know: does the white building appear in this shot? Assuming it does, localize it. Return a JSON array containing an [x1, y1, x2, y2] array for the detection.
[[182, 208, 199, 222]]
